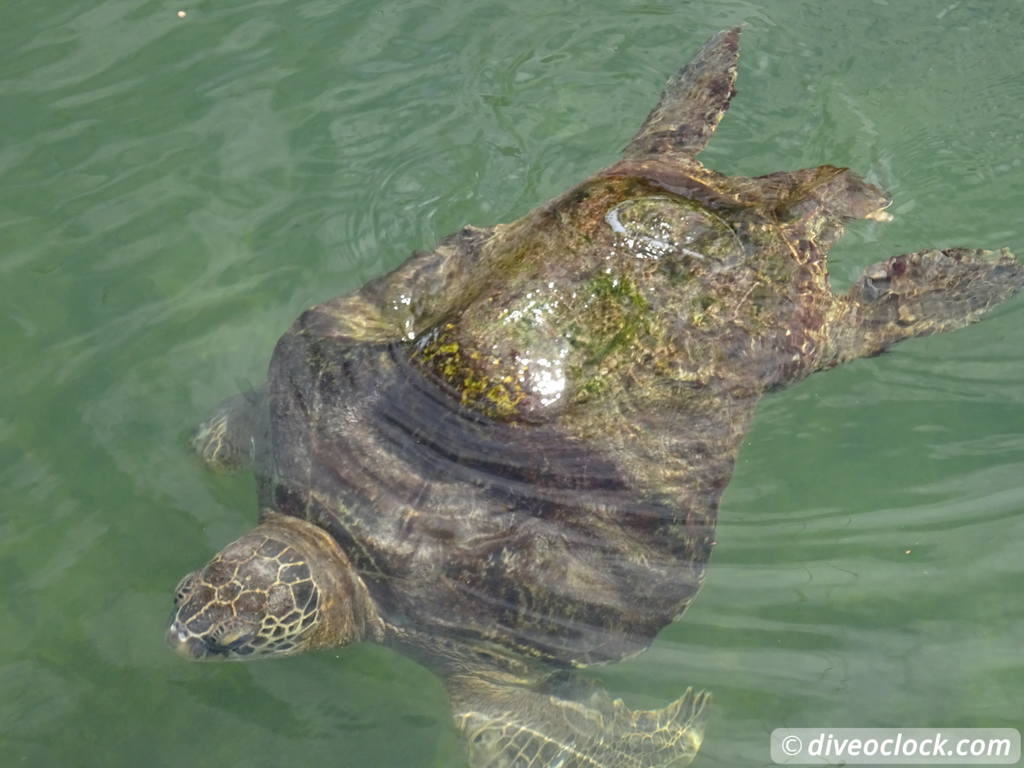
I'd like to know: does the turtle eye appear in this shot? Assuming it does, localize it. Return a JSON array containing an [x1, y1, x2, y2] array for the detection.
[[174, 572, 198, 605]]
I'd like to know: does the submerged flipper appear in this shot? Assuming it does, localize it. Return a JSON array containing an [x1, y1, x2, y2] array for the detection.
[[447, 673, 709, 768], [191, 389, 266, 473], [623, 27, 742, 159], [825, 247, 1024, 366]]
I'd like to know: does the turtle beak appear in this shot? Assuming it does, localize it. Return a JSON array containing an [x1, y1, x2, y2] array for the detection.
[[166, 620, 217, 661]]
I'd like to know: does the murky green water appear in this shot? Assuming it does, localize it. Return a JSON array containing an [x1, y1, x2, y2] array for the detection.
[[2, 0, 1022, 765]]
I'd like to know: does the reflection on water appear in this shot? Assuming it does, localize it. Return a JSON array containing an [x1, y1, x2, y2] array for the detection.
[[2, 1, 1023, 766]]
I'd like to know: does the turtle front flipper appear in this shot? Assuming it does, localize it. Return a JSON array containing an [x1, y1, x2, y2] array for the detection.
[[447, 673, 709, 768], [623, 27, 741, 160], [194, 225, 496, 471], [824, 247, 1024, 365], [191, 389, 266, 473]]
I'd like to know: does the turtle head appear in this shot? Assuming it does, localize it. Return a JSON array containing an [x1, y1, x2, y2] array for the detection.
[[166, 512, 382, 661]]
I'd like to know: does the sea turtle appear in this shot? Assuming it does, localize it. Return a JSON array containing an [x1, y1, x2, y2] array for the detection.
[[167, 28, 1023, 768]]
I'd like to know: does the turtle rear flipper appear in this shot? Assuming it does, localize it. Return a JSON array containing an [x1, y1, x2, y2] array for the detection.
[[191, 389, 266, 473], [623, 26, 741, 159], [826, 247, 1024, 365], [448, 674, 709, 768]]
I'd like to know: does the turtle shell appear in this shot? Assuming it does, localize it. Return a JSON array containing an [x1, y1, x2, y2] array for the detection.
[[258, 167, 812, 666]]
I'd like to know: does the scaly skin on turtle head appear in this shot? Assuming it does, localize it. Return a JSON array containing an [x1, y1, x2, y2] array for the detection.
[[167, 512, 382, 660]]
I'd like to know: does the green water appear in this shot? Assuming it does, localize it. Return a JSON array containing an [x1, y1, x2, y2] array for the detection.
[[2, 0, 1022, 765]]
